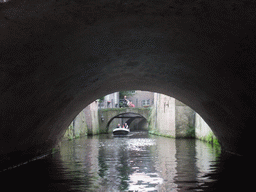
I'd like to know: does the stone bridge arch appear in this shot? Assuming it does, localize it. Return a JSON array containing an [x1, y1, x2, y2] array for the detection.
[[0, 0, 255, 169], [99, 108, 151, 133]]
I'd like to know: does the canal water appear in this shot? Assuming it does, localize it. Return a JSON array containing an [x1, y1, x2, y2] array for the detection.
[[1, 132, 248, 191]]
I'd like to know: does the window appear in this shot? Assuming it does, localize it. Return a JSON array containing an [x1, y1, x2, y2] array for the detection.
[[142, 99, 150, 106]]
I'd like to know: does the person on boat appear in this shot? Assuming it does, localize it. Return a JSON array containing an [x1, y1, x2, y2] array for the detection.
[[116, 124, 121, 128], [123, 123, 129, 129]]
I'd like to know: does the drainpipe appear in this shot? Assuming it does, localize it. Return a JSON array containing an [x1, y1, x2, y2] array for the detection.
[[155, 93, 158, 129], [73, 118, 75, 138]]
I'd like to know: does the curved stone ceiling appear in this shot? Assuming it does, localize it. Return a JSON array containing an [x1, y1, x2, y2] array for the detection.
[[0, 0, 255, 168]]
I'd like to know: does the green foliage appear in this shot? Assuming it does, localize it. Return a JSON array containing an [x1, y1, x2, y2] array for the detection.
[[149, 130, 175, 138], [213, 138, 220, 146], [51, 148, 58, 154], [98, 96, 105, 102], [186, 124, 195, 138], [206, 133, 214, 143], [119, 90, 135, 98], [202, 132, 221, 147], [65, 124, 74, 140], [100, 108, 126, 112]]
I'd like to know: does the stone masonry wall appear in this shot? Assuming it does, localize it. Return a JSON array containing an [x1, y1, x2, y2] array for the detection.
[[63, 101, 99, 140], [84, 101, 99, 135], [195, 113, 219, 145], [149, 93, 176, 137], [150, 94, 195, 138], [63, 109, 88, 140], [175, 100, 195, 138]]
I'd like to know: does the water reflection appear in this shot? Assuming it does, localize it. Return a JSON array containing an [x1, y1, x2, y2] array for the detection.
[[1, 131, 247, 191], [57, 132, 221, 191]]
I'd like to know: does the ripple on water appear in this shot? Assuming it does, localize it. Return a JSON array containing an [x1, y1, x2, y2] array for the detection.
[[0, 132, 248, 192]]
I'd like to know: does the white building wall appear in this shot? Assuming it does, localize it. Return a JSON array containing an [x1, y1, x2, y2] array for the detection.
[[127, 90, 154, 107], [152, 93, 176, 137], [100, 92, 119, 108]]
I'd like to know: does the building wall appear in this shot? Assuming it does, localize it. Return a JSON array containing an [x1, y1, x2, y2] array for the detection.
[[63, 110, 87, 140], [175, 100, 195, 138], [63, 101, 99, 140], [126, 90, 154, 107], [99, 92, 119, 108], [149, 93, 195, 138], [149, 93, 176, 137], [85, 101, 99, 135]]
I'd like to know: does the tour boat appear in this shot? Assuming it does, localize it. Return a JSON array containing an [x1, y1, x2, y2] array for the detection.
[[112, 128, 130, 136]]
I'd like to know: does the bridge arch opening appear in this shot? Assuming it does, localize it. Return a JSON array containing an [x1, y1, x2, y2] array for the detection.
[[106, 112, 148, 133]]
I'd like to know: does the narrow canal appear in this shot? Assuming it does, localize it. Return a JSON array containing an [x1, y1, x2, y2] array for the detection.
[[1, 132, 247, 191]]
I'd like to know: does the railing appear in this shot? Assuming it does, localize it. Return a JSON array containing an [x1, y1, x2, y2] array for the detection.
[[98, 99, 153, 109], [98, 100, 119, 109]]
